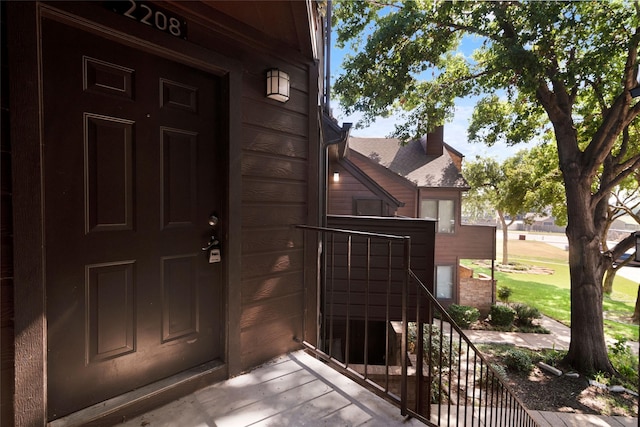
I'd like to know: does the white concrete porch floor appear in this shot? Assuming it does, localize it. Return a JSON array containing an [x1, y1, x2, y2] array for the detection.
[[118, 350, 638, 427], [118, 350, 423, 427]]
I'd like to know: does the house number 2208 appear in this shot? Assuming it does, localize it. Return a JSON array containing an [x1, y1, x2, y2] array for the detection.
[[111, 0, 187, 39]]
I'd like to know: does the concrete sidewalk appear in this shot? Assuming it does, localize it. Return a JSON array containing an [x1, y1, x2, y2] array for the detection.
[[463, 315, 639, 355], [531, 411, 637, 427], [463, 316, 639, 426]]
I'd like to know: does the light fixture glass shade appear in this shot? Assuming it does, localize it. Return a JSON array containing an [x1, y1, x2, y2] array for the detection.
[[266, 69, 290, 102], [333, 171, 340, 182]]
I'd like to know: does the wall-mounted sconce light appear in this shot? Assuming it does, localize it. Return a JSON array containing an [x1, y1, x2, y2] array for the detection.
[[333, 171, 340, 183], [266, 68, 290, 103]]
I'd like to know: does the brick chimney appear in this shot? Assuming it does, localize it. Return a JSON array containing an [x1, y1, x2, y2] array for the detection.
[[425, 125, 444, 156]]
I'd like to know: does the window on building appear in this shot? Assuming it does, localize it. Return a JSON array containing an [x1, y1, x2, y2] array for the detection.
[[354, 198, 383, 216], [435, 265, 454, 299], [421, 199, 455, 233]]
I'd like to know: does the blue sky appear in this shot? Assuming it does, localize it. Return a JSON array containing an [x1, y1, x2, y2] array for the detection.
[[328, 32, 535, 161]]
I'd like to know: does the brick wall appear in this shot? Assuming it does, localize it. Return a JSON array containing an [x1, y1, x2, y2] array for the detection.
[[459, 265, 494, 316]]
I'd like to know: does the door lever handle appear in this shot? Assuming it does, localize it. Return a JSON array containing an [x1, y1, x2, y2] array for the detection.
[[201, 236, 219, 251]]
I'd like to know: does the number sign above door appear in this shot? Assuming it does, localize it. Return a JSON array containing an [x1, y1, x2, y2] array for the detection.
[[106, 0, 188, 39]]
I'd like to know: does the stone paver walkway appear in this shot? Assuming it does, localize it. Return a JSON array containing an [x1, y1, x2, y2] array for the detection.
[[463, 315, 638, 355], [465, 315, 638, 426]]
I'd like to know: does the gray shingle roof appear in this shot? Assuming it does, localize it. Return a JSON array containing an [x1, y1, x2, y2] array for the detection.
[[348, 137, 469, 189]]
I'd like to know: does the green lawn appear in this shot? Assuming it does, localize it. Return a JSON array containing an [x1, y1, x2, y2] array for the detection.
[[464, 237, 639, 342]]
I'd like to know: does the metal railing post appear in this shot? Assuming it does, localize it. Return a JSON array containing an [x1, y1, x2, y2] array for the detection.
[[296, 224, 540, 427], [401, 237, 411, 416]]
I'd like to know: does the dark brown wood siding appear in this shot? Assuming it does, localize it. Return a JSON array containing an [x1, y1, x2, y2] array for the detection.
[[349, 152, 418, 217], [328, 161, 394, 215], [442, 224, 496, 260], [6, 1, 321, 422], [1, 2, 14, 423], [239, 62, 311, 369], [326, 215, 436, 322]]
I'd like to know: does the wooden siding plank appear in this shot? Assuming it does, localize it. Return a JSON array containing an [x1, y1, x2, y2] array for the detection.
[[242, 125, 308, 159], [324, 216, 436, 322], [434, 225, 496, 260], [242, 152, 308, 181], [243, 179, 307, 204], [347, 155, 417, 217], [240, 314, 304, 369], [328, 167, 381, 216], [240, 292, 304, 331], [242, 99, 308, 138], [243, 204, 307, 228], [241, 249, 304, 281], [455, 225, 496, 259], [241, 227, 304, 254], [241, 271, 304, 305]]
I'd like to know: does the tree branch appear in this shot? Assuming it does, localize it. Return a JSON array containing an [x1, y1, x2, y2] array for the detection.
[[592, 153, 640, 207], [582, 22, 640, 179]]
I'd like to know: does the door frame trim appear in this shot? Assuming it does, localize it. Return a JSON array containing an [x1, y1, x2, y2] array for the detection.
[[9, 2, 242, 425]]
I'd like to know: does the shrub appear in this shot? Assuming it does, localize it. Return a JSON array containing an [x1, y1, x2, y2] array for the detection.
[[497, 286, 512, 303], [513, 303, 541, 326], [408, 323, 461, 403], [446, 304, 480, 329], [490, 305, 516, 327], [476, 363, 506, 387], [542, 348, 566, 366], [607, 337, 639, 391], [503, 348, 533, 373], [407, 323, 460, 368]]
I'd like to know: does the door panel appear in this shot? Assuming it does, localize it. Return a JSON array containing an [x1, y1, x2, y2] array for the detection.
[[85, 114, 135, 232], [42, 19, 224, 420]]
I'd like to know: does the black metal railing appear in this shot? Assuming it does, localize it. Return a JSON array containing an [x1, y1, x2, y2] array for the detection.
[[297, 224, 539, 427]]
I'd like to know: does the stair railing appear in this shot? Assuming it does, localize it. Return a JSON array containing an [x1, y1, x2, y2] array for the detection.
[[297, 224, 539, 426]]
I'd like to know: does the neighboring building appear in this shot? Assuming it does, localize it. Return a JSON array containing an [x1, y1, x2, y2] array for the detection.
[[504, 214, 566, 234], [327, 126, 496, 311], [612, 214, 640, 233], [2, 2, 326, 424]]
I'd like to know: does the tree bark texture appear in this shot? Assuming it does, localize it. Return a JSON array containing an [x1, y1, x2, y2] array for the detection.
[[498, 210, 509, 265], [562, 164, 615, 374], [632, 285, 640, 324], [603, 269, 615, 295]]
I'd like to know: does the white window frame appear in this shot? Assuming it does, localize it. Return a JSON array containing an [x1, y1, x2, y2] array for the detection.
[[421, 198, 456, 233], [435, 265, 454, 300]]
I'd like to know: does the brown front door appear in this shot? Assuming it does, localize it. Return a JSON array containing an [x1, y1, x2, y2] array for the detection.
[[42, 19, 224, 420]]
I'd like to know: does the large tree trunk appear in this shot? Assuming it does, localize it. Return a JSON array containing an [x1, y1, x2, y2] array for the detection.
[[632, 285, 640, 324], [564, 231, 614, 374], [497, 210, 509, 265], [561, 160, 615, 374]]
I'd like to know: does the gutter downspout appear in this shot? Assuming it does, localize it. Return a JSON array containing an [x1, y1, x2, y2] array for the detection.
[[324, 0, 332, 115]]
